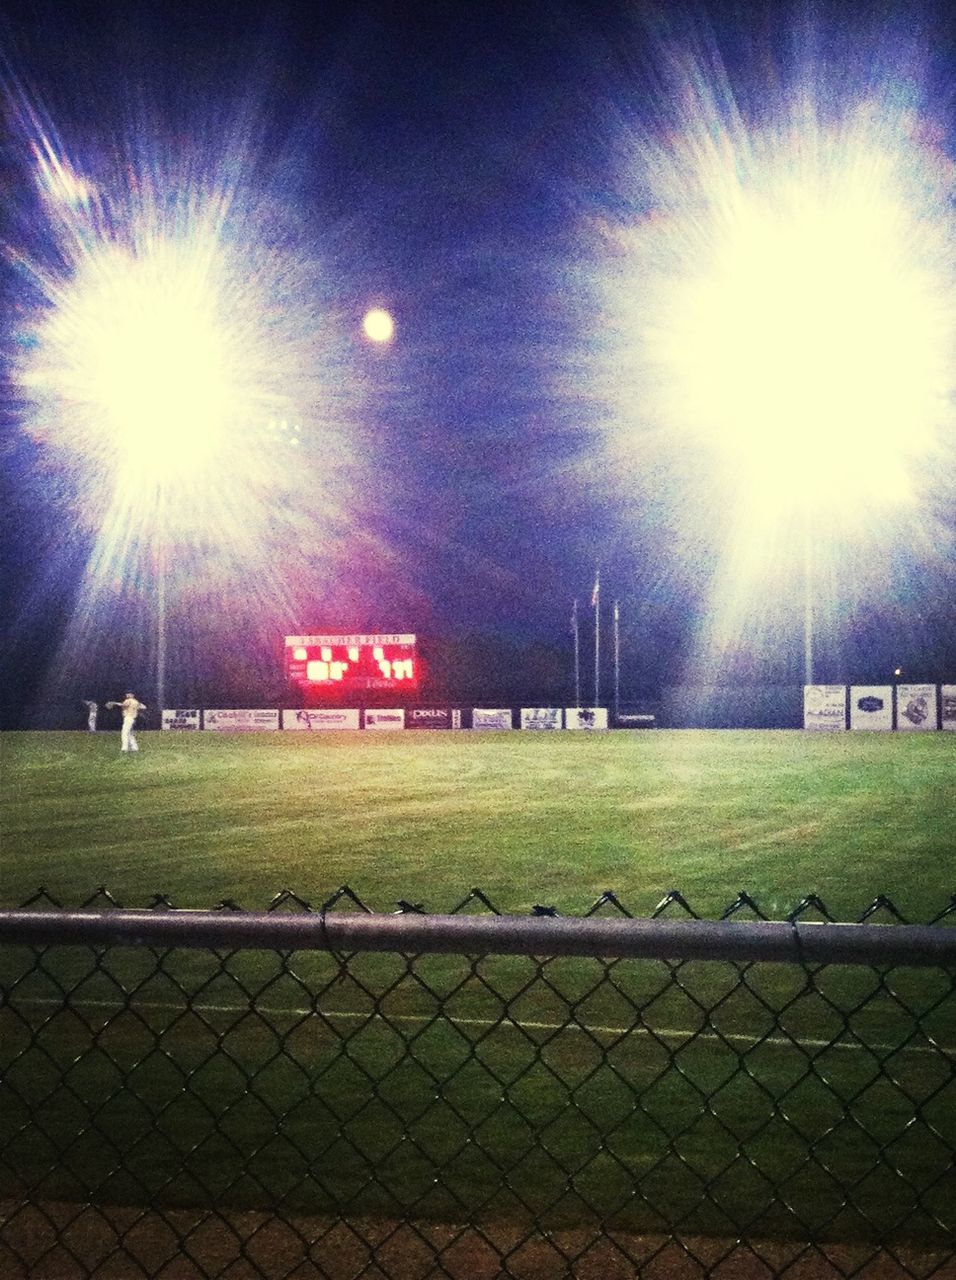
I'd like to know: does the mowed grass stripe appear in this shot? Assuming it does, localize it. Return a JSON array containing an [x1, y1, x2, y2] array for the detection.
[[1, 729, 953, 918]]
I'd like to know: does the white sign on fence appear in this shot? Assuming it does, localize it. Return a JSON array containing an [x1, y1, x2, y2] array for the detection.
[[849, 687, 893, 731], [942, 686, 956, 732], [364, 709, 405, 731], [203, 709, 280, 732], [803, 685, 846, 731], [282, 708, 360, 731], [565, 707, 609, 731], [896, 684, 938, 731], [472, 708, 512, 730], [161, 709, 201, 731], [521, 708, 562, 730]]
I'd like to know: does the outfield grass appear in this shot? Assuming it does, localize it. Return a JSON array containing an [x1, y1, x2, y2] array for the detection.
[[1, 729, 954, 917], [1, 729, 954, 1253]]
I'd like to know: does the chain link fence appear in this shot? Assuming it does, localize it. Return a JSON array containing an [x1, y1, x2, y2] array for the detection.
[[1, 888, 954, 1279]]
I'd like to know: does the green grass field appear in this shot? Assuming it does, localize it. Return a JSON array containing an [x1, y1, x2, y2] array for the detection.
[[1, 730, 954, 1256], [1, 728, 954, 916]]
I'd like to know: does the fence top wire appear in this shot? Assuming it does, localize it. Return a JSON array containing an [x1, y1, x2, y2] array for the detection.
[[1, 907, 955, 967], [15, 884, 956, 921]]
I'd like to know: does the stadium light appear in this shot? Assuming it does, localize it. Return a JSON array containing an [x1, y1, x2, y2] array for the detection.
[[28, 237, 251, 711], [606, 82, 954, 683], [53, 242, 239, 484], [656, 161, 943, 522], [13, 122, 359, 710]]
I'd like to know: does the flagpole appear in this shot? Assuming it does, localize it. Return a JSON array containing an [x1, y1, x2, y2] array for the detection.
[[593, 569, 600, 707], [613, 600, 620, 722], [572, 599, 580, 708]]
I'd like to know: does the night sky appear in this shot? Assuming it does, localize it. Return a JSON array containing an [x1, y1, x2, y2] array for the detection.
[[2, 0, 954, 725]]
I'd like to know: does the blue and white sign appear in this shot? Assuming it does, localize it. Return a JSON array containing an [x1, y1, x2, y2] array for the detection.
[[282, 708, 359, 731], [162, 709, 201, 731], [803, 685, 846, 731], [896, 684, 937, 731], [849, 687, 893, 731], [521, 708, 562, 730], [565, 707, 609, 731], [941, 686, 956, 732], [204, 709, 280, 731], [364, 709, 405, 731], [472, 708, 513, 730]]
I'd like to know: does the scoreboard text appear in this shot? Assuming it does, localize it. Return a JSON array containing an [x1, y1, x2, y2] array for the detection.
[[285, 634, 418, 693]]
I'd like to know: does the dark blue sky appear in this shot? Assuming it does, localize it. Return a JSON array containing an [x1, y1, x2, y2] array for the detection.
[[2, 0, 954, 720]]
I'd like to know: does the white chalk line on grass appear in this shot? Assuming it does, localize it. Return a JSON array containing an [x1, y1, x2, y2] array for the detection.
[[6, 996, 953, 1058]]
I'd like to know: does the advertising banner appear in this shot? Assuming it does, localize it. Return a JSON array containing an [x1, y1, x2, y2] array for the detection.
[[521, 708, 562, 730], [849, 687, 893, 731], [472, 708, 513, 730], [203, 709, 280, 732], [161, 709, 201, 731], [282, 708, 360, 731], [803, 685, 846, 731], [942, 686, 956, 731], [565, 707, 609, 731], [407, 708, 459, 730], [364, 709, 405, 731], [896, 684, 938, 731], [615, 712, 656, 729]]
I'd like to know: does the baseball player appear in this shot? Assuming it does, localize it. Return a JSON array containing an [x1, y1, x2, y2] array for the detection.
[[81, 699, 98, 732], [106, 693, 147, 753]]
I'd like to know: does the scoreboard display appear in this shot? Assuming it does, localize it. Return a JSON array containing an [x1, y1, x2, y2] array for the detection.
[[285, 634, 418, 693]]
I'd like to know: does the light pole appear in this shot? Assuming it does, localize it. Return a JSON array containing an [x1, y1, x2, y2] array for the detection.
[[803, 511, 814, 688], [156, 536, 167, 718]]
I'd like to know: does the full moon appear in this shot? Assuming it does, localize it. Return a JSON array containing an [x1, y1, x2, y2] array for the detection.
[[362, 307, 395, 343]]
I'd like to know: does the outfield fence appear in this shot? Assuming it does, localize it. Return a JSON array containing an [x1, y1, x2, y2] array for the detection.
[[1, 888, 954, 1279]]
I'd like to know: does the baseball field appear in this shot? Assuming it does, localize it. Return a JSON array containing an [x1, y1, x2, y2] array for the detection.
[[1, 729, 953, 1263]]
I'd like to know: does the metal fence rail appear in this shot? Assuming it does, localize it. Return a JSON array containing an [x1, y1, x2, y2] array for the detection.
[[1, 890, 954, 1279]]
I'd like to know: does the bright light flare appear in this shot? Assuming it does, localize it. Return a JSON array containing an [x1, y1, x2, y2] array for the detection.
[[654, 146, 948, 512], [32, 132, 96, 208], [8, 101, 365, 699], [34, 238, 240, 482], [362, 307, 395, 343], [597, 30, 956, 679], [607, 99, 955, 528]]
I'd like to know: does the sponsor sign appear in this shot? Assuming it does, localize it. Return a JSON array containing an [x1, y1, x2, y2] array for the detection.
[[282, 708, 360, 731], [849, 687, 893, 731], [203, 709, 280, 732], [521, 708, 562, 730], [565, 707, 609, 731], [803, 685, 846, 732], [364, 709, 405, 731], [615, 713, 656, 728], [942, 686, 956, 732], [896, 684, 938, 732], [407, 708, 459, 730], [161, 709, 201, 731], [472, 708, 513, 730]]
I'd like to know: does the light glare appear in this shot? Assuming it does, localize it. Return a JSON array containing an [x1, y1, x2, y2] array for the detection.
[[363, 307, 394, 343], [656, 155, 945, 511], [597, 31, 956, 680], [38, 240, 238, 481], [8, 102, 364, 699]]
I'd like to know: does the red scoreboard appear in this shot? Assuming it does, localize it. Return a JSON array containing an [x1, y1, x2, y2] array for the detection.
[[284, 633, 419, 693]]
